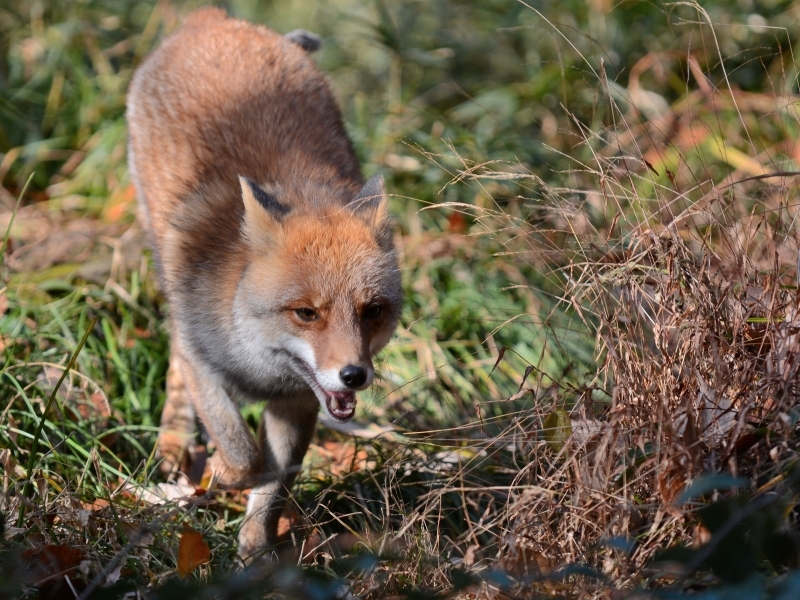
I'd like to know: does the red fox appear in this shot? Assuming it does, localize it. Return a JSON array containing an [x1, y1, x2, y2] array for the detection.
[[127, 7, 402, 560]]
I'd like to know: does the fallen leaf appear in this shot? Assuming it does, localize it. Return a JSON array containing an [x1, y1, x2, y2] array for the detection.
[[0, 448, 26, 478], [543, 410, 572, 452], [276, 507, 299, 540], [124, 474, 197, 506], [6, 414, 18, 443], [177, 524, 211, 576], [315, 440, 371, 476], [499, 540, 552, 579], [658, 457, 690, 507], [81, 498, 109, 511], [300, 528, 324, 564], [22, 545, 85, 584]]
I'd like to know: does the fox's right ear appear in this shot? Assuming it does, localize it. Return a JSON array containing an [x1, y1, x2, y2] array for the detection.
[[349, 174, 394, 248], [240, 176, 289, 243], [348, 174, 387, 227]]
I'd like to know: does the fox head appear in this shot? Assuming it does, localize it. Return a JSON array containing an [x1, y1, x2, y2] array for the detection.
[[232, 175, 402, 421]]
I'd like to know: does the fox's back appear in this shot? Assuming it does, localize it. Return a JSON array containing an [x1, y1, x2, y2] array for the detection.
[[127, 8, 363, 253]]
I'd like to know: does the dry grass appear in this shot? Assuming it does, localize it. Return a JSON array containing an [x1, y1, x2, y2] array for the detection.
[[424, 33, 800, 595]]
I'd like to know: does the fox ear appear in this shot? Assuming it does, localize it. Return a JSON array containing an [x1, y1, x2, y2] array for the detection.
[[240, 176, 289, 220], [240, 176, 289, 242], [348, 174, 387, 226]]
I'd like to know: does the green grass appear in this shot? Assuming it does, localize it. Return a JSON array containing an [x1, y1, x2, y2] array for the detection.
[[3, 0, 800, 598]]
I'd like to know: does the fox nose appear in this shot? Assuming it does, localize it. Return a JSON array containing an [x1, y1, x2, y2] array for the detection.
[[339, 365, 367, 388]]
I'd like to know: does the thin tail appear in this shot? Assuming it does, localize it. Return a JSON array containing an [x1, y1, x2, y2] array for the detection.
[[285, 29, 323, 53]]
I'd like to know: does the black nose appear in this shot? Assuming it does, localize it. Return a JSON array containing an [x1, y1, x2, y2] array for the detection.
[[339, 365, 367, 388]]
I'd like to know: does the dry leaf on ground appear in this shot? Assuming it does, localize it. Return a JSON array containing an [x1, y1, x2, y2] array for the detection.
[[177, 524, 211, 576], [22, 544, 85, 584]]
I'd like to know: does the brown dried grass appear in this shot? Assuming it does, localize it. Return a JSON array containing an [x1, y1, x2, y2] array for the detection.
[[415, 62, 800, 597]]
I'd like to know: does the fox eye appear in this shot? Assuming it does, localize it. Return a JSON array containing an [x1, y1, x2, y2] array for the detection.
[[295, 308, 318, 322], [364, 304, 382, 319]]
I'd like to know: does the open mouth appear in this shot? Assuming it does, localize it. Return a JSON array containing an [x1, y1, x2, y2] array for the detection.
[[293, 358, 357, 421], [324, 390, 357, 421]]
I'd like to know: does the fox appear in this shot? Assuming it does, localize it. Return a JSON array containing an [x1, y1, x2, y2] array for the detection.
[[126, 7, 402, 561]]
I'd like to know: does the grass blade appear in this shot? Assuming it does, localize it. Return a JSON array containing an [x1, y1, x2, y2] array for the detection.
[[17, 315, 98, 527], [0, 172, 34, 267]]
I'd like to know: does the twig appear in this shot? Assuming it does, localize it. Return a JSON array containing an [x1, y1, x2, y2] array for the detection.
[[715, 170, 800, 191], [0, 172, 33, 266]]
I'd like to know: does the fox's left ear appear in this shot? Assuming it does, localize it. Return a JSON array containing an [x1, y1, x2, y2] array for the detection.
[[240, 176, 289, 244], [348, 174, 388, 227]]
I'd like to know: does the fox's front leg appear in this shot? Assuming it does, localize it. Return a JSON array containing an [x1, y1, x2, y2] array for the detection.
[[238, 395, 318, 562], [157, 340, 198, 475], [178, 353, 264, 486]]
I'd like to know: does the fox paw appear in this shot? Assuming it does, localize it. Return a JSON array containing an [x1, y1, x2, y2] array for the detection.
[[156, 431, 195, 476], [237, 520, 274, 566], [207, 452, 260, 488]]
